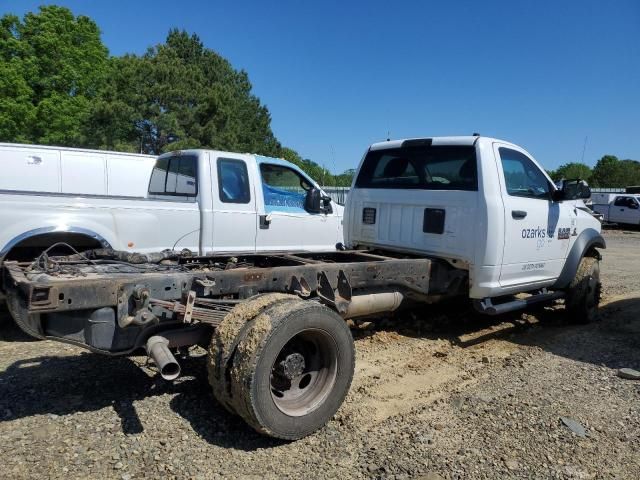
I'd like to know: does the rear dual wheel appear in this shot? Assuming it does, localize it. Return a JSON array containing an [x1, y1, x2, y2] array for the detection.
[[208, 297, 355, 440]]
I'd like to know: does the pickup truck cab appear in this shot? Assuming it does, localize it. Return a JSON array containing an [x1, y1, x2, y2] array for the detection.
[[592, 193, 640, 226], [345, 136, 604, 300], [0, 149, 343, 262]]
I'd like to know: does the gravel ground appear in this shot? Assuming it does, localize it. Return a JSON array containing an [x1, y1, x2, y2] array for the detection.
[[1, 228, 639, 479]]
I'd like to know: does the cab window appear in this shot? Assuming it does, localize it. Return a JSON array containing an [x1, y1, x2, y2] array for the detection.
[[614, 196, 639, 208], [355, 145, 477, 191], [149, 155, 197, 196], [260, 163, 311, 213], [499, 148, 550, 200]]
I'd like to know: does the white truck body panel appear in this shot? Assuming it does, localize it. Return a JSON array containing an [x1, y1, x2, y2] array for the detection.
[[0, 147, 343, 259], [0, 143, 155, 197], [345, 136, 602, 299]]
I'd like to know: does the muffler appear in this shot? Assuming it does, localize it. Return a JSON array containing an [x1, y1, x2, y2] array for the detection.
[[145, 335, 181, 380], [343, 291, 404, 318]]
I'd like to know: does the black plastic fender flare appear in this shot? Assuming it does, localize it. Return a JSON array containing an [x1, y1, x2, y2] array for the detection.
[[552, 228, 606, 289]]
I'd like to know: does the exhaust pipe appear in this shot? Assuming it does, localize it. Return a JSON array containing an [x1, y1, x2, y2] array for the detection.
[[145, 335, 181, 380], [343, 291, 404, 318]]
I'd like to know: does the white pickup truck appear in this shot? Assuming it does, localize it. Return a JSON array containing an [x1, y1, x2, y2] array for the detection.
[[4, 135, 604, 440], [0, 149, 344, 262], [591, 193, 640, 226]]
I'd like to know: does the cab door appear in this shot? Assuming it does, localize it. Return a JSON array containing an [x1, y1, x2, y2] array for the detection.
[[254, 160, 338, 252], [496, 144, 574, 287], [210, 155, 257, 253]]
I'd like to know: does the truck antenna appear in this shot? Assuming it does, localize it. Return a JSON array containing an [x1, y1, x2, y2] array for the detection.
[[580, 136, 588, 164]]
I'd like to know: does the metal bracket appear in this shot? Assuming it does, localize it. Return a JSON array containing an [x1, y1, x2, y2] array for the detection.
[[317, 270, 352, 315], [183, 290, 196, 323], [120, 285, 158, 328], [289, 275, 311, 297], [195, 278, 216, 296]]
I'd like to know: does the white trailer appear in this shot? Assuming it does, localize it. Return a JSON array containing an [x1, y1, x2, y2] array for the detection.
[[0, 143, 156, 198]]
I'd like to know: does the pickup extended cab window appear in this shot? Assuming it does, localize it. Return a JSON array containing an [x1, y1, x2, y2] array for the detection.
[[499, 148, 550, 200], [218, 158, 251, 204], [260, 163, 311, 213], [614, 196, 639, 208], [355, 145, 477, 190], [149, 155, 197, 196]]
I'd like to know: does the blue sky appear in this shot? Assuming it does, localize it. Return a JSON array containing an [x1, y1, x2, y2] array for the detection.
[[2, 1, 639, 173]]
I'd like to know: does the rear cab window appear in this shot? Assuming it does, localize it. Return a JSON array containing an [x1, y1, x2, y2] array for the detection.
[[355, 144, 478, 191], [149, 155, 198, 198]]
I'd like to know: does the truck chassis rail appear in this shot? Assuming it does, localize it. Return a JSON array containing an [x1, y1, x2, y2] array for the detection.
[[2, 249, 465, 355]]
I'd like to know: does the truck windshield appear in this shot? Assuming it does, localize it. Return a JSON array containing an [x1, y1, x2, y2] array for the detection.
[[355, 145, 477, 191]]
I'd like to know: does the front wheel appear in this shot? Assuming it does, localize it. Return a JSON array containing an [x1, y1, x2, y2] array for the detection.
[[565, 255, 601, 324], [227, 300, 355, 440]]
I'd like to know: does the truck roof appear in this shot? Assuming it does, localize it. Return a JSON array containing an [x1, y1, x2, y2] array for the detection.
[[0, 142, 156, 158], [369, 136, 518, 151]]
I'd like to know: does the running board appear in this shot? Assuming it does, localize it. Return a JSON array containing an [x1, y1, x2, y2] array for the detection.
[[473, 290, 564, 316]]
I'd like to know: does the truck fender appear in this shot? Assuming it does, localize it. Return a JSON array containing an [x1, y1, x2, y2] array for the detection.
[[0, 226, 113, 261], [552, 228, 605, 289]]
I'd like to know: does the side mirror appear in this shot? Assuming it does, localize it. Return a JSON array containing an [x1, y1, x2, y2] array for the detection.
[[305, 188, 322, 213], [305, 187, 332, 214], [553, 179, 591, 202]]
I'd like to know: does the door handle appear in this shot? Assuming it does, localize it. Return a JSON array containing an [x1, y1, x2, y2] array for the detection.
[[512, 210, 527, 219], [259, 214, 271, 229]]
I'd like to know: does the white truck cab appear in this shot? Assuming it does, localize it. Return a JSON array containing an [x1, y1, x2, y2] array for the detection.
[[345, 136, 604, 300]]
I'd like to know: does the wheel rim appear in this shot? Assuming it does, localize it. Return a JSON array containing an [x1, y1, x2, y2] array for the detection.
[[269, 329, 338, 417]]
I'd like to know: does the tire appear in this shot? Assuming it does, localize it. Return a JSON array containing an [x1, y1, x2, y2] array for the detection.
[[207, 293, 298, 414], [5, 293, 44, 339], [227, 300, 355, 440], [565, 256, 601, 324]]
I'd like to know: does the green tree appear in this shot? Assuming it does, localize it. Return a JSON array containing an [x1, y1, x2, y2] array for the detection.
[[334, 168, 355, 187], [549, 163, 592, 182], [0, 7, 350, 186], [590, 155, 640, 187], [88, 30, 281, 156], [0, 6, 109, 145]]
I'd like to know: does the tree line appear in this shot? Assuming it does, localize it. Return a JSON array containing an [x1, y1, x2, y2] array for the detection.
[[548, 155, 640, 188], [0, 6, 354, 186]]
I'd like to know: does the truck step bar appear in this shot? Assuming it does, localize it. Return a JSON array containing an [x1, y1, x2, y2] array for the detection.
[[473, 290, 564, 316]]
